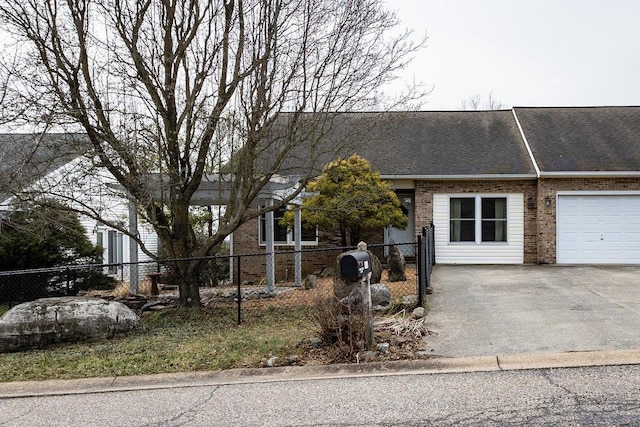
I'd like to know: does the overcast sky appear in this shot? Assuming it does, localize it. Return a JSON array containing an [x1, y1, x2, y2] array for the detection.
[[386, 0, 640, 110]]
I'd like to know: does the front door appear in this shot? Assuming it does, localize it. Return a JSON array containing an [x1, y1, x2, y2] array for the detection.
[[386, 193, 415, 256]]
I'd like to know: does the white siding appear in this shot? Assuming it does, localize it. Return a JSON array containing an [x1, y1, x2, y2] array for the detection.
[[21, 156, 161, 267], [433, 193, 524, 264]]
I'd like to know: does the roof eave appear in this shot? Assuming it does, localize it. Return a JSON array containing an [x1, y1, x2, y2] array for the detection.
[[540, 171, 640, 178], [380, 174, 538, 181]]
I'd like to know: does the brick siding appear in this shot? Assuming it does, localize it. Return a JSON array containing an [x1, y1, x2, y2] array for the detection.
[[537, 178, 640, 263], [233, 177, 640, 274]]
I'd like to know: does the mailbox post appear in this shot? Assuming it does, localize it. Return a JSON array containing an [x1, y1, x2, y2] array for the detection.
[[339, 249, 374, 351]]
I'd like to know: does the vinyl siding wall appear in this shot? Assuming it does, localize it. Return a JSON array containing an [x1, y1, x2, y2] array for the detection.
[[433, 193, 524, 264]]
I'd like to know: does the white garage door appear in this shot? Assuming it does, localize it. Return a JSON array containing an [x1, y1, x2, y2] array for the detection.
[[557, 194, 640, 264]]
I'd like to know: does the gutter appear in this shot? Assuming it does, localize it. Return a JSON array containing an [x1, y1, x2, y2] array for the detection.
[[380, 174, 537, 181], [539, 171, 640, 178]]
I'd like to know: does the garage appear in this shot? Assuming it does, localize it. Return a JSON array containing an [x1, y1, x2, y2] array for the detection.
[[557, 194, 640, 264]]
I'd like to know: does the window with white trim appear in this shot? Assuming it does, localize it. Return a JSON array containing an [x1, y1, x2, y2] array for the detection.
[[259, 206, 317, 245], [450, 196, 507, 243], [97, 228, 124, 273]]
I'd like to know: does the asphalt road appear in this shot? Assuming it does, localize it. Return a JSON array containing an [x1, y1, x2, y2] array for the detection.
[[1, 363, 640, 426]]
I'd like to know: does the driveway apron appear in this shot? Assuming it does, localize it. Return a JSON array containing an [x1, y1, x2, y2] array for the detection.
[[425, 265, 640, 357]]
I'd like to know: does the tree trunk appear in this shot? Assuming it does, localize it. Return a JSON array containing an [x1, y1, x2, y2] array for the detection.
[[166, 199, 203, 307], [177, 265, 202, 307], [350, 227, 361, 247]]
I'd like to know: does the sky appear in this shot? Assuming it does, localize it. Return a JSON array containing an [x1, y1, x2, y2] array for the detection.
[[386, 0, 640, 110]]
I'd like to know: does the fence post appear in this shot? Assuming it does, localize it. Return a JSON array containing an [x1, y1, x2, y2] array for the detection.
[[236, 255, 242, 325], [417, 232, 426, 307], [429, 221, 436, 269], [425, 225, 432, 292]]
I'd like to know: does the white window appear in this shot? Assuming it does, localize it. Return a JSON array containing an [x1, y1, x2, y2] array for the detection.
[[450, 197, 507, 243], [96, 229, 124, 273], [259, 206, 317, 246]]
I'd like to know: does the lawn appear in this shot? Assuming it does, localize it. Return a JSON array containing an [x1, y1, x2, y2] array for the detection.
[[0, 268, 421, 383], [0, 306, 314, 382]]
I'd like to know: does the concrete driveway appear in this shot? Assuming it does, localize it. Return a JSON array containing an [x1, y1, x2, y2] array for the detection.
[[425, 265, 640, 357]]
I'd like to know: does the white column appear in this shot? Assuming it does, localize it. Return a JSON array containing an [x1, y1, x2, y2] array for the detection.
[[128, 199, 139, 294], [294, 207, 302, 287], [265, 199, 275, 292]]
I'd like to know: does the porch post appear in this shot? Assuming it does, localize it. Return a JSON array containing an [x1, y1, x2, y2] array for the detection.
[[265, 198, 275, 292], [128, 198, 139, 294], [294, 207, 302, 287]]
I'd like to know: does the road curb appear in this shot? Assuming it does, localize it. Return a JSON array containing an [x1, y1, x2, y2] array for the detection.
[[2, 348, 640, 399]]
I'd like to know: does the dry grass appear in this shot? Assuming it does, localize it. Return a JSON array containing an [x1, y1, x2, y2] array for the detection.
[[112, 279, 156, 298], [240, 265, 418, 310], [0, 266, 426, 381]]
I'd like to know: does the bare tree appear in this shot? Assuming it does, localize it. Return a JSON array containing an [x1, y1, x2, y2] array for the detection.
[[461, 92, 507, 110], [0, 0, 424, 306]]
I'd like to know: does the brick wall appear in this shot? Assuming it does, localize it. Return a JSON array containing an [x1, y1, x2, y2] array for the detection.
[[232, 213, 384, 282], [233, 177, 640, 272], [537, 178, 640, 263]]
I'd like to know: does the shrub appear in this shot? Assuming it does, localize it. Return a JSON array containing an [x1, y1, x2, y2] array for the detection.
[[0, 202, 115, 303], [310, 296, 366, 360]]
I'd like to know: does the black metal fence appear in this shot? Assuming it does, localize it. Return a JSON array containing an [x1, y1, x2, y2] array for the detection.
[[0, 241, 421, 323], [417, 223, 436, 307]]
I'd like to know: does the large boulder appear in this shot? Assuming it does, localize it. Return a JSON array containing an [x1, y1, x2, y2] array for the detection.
[[339, 283, 391, 312], [387, 238, 407, 282], [0, 297, 142, 353], [303, 274, 318, 290]]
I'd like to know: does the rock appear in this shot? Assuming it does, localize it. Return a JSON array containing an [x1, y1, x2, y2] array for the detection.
[[266, 356, 278, 367], [307, 337, 323, 348], [286, 355, 301, 365], [303, 274, 318, 290], [376, 342, 390, 353], [359, 350, 377, 362], [319, 267, 335, 278], [412, 307, 426, 319], [386, 238, 407, 282], [370, 283, 391, 310], [402, 295, 418, 306], [369, 252, 383, 285], [117, 295, 148, 310], [0, 297, 142, 353], [333, 249, 383, 300], [340, 283, 391, 311], [334, 276, 360, 302]]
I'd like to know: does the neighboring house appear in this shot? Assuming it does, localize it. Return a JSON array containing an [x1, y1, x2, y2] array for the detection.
[[233, 106, 640, 280], [0, 133, 158, 274]]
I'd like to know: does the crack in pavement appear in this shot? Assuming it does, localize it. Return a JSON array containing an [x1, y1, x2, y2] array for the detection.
[[141, 386, 220, 427]]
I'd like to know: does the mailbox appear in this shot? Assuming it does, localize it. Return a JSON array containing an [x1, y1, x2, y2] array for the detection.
[[339, 250, 372, 279]]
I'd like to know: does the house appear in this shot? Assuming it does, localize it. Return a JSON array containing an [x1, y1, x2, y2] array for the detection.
[[0, 133, 158, 277], [232, 106, 640, 280]]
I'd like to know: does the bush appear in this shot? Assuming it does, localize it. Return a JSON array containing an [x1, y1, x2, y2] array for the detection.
[[0, 202, 115, 303], [310, 296, 366, 360]]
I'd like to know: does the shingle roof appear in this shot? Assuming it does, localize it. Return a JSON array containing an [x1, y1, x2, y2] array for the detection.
[[301, 110, 536, 177], [0, 133, 87, 202], [514, 106, 640, 173]]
